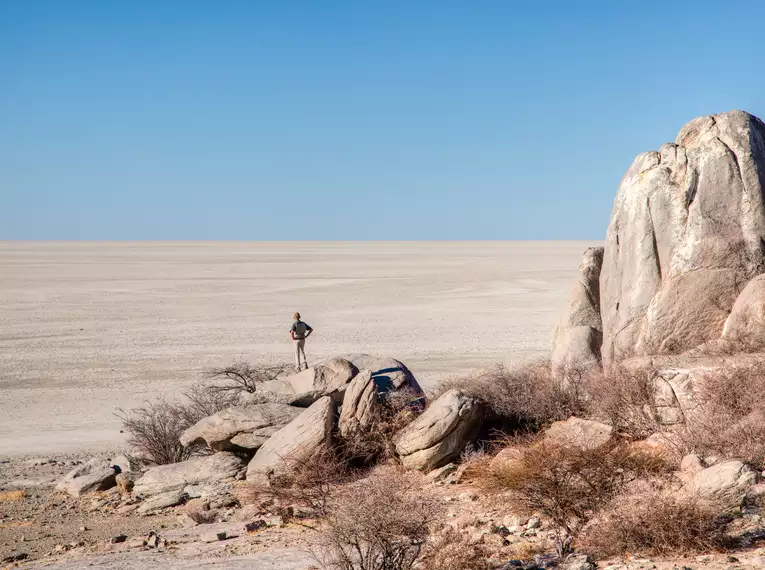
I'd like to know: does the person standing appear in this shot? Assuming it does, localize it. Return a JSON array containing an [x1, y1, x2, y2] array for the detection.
[[290, 312, 313, 371]]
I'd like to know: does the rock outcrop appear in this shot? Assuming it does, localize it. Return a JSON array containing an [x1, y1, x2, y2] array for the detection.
[[55, 459, 118, 497], [180, 404, 302, 452], [246, 396, 334, 483], [253, 358, 358, 407], [543, 417, 613, 451], [342, 354, 424, 395], [551, 247, 604, 382], [133, 452, 246, 497], [687, 460, 758, 506], [395, 389, 483, 471], [601, 110, 765, 364], [338, 370, 376, 438], [722, 274, 765, 347]]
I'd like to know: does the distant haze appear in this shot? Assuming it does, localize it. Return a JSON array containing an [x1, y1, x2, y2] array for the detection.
[[2, 1, 764, 240]]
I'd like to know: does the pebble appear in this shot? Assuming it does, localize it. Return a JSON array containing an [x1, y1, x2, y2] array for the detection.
[[201, 531, 229, 543]]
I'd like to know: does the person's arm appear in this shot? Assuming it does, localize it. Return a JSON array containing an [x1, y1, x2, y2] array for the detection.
[[305, 324, 313, 338], [290, 323, 297, 340]]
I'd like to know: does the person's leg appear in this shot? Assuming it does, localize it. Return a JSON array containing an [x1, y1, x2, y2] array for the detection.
[[298, 340, 307, 370], [294, 340, 302, 371]]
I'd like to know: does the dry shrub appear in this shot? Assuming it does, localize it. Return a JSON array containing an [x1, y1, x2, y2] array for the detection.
[[118, 383, 240, 465], [418, 527, 492, 570], [586, 364, 664, 439], [245, 446, 353, 517], [183, 382, 240, 419], [506, 539, 554, 562], [338, 388, 423, 466], [313, 467, 442, 570], [580, 490, 728, 557], [473, 439, 670, 556], [435, 361, 586, 430], [206, 361, 291, 394], [680, 361, 765, 470], [0, 490, 26, 503]]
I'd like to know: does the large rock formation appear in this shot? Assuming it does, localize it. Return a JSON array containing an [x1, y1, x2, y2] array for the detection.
[[246, 396, 334, 483], [180, 404, 303, 452], [552, 247, 604, 381], [395, 389, 483, 471], [601, 110, 765, 364]]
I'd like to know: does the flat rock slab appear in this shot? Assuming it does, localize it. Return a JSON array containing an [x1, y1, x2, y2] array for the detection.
[[246, 396, 334, 482], [252, 358, 358, 407], [136, 489, 187, 514], [134, 452, 246, 497], [25, 550, 316, 569], [180, 404, 302, 451], [544, 417, 613, 451]]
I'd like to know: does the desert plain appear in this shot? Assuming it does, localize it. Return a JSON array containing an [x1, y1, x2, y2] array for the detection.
[[0, 241, 593, 457]]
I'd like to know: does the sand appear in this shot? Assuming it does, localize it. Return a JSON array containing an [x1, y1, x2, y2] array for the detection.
[[0, 241, 595, 456]]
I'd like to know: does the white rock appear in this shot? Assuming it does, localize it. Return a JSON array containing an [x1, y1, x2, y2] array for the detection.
[[395, 389, 483, 471], [133, 452, 245, 497], [601, 110, 765, 363], [55, 459, 117, 497], [246, 396, 334, 483], [544, 417, 613, 450], [180, 404, 301, 451], [688, 460, 757, 506]]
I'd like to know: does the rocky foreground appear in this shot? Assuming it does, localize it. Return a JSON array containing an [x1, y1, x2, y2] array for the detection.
[[1, 449, 764, 570]]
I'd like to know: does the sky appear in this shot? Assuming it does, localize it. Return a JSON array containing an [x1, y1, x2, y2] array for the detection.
[[2, 1, 764, 240]]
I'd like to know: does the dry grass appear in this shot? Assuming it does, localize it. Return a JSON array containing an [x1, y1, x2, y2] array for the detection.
[[679, 362, 765, 470], [471, 438, 670, 556], [580, 490, 728, 557], [312, 467, 442, 570], [0, 490, 26, 503], [418, 527, 492, 570], [434, 360, 587, 431]]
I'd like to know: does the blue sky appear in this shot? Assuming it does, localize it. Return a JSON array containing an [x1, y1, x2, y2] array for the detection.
[[2, 1, 764, 240]]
